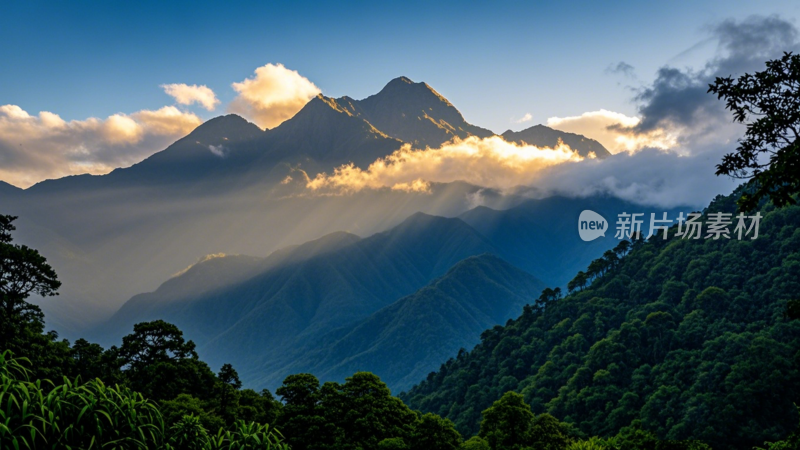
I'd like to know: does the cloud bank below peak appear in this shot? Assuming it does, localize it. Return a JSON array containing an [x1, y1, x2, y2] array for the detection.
[[306, 136, 586, 194]]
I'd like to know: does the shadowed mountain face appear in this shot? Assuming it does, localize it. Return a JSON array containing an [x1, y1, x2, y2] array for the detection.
[[97, 213, 499, 387], [259, 95, 404, 170], [0, 180, 21, 194], [502, 124, 611, 158], [274, 254, 545, 392], [337, 76, 494, 149], [103, 230, 362, 325]]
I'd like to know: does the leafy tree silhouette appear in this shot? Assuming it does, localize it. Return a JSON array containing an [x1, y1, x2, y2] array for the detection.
[[709, 52, 800, 211], [0, 214, 60, 350]]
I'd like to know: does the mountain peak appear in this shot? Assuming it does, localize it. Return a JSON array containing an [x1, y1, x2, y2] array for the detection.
[[377, 76, 450, 105], [387, 76, 415, 86], [187, 114, 265, 142], [391, 212, 487, 245], [261, 94, 402, 168], [338, 78, 494, 148]]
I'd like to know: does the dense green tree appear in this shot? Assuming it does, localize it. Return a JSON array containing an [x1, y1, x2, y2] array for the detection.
[[531, 413, 572, 450], [276, 372, 438, 450], [236, 388, 282, 426], [568, 271, 588, 293], [110, 320, 217, 401], [218, 363, 242, 422], [117, 320, 198, 370], [336, 372, 418, 450], [68, 337, 124, 384], [276, 373, 338, 450], [479, 392, 536, 450], [410, 413, 463, 450], [161, 393, 225, 430], [461, 436, 491, 450], [379, 437, 410, 450], [613, 240, 631, 258]]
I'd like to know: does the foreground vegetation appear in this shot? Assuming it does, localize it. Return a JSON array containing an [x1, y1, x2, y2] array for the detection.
[[0, 350, 288, 449]]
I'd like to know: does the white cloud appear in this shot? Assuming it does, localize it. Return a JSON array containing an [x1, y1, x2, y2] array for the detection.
[[514, 113, 533, 124], [546, 110, 678, 154], [532, 146, 738, 208], [307, 136, 584, 194], [208, 144, 227, 158], [228, 63, 321, 129], [161, 83, 220, 111], [0, 105, 201, 188]]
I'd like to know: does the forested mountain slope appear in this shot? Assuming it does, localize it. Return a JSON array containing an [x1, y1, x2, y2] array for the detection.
[[401, 189, 800, 449], [267, 254, 545, 392]]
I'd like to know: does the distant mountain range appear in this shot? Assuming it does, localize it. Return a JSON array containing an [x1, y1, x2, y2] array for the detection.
[[24, 76, 609, 195], [458, 195, 683, 286], [0, 76, 619, 336], [95, 194, 688, 392], [96, 213, 501, 387]]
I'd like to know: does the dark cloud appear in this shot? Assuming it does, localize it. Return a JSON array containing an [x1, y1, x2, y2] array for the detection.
[[634, 15, 800, 140], [713, 15, 798, 74], [634, 67, 720, 135]]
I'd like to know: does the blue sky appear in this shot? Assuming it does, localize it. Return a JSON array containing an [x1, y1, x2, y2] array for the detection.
[[2, 1, 798, 131]]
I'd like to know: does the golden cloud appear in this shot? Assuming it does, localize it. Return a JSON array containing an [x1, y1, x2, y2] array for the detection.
[[0, 105, 202, 188], [546, 109, 677, 154], [228, 63, 321, 129], [307, 136, 584, 194], [161, 83, 220, 111]]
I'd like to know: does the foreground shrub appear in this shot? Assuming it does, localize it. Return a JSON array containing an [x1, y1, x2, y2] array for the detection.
[[0, 350, 288, 449]]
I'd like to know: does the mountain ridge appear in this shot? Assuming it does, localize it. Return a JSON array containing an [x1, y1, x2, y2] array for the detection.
[[97, 212, 500, 389], [265, 253, 545, 392], [502, 124, 611, 158]]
